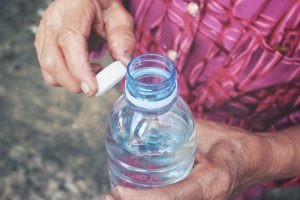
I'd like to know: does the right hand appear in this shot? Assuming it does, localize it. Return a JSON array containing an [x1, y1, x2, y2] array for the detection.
[[102, 120, 270, 200], [34, 0, 135, 96]]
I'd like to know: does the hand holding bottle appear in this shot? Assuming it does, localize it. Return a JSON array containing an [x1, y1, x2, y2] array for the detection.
[[102, 119, 297, 200], [103, 121, 261, 200]]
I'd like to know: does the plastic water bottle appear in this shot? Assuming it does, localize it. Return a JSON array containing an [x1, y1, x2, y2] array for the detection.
[[105, 53, 196, 189]]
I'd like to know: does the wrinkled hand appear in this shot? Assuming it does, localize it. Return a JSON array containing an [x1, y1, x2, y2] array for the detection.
[[103, 120, 269, 200], [35, 0, 135, 96]]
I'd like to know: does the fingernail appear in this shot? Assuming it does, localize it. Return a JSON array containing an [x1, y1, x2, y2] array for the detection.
[[123, 51, 132, 60], [122, 51, 132, 65], [81, 82, 90, 95]]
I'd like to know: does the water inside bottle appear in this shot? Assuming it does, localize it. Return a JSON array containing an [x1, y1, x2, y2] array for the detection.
[[106, 99, 196, 188]]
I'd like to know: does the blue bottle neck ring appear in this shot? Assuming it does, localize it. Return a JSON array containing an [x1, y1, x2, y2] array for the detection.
[[125, 54, 178, 110]]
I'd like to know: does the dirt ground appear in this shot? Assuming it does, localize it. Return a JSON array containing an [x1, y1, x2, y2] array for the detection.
[[0, 0, 118, 199], [0, 0, 299, 200]]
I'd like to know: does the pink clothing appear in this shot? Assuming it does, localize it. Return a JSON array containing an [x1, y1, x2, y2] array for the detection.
[[127, 0, 300, 132], [123, 0, 300, 198]]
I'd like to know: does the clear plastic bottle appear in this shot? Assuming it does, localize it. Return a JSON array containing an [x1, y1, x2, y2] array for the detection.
[[105, 54, 196, 189]]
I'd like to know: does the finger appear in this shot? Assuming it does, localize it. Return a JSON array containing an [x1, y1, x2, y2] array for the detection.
[[90, 62, 103, 74], [92, 2, 106, 39], [41, 27, 81, 93], [34, 18, 46, 57], [112, 180, 200, 200], [35, 0, 63, 61], [41, 69, 61, 87], [111, 169, 205, 200], [102, 1, 135, 65], [58, 3, 98, 96], [36, 17, 58, 87], [111, 157, 225, 200]]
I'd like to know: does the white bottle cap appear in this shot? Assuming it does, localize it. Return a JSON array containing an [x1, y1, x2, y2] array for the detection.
[[95, 61, 126, 96]]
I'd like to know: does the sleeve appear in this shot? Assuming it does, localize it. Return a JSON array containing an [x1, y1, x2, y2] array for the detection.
[[264, 176, 300, 188]]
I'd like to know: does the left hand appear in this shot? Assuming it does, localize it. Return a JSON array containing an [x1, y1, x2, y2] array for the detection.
[[101, 120, 270, 200], [34, 0, 135, 96]]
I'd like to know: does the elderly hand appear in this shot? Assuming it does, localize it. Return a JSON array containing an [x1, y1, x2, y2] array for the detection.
[[34, 0, 135, 96], [102, 120, 272, 200]]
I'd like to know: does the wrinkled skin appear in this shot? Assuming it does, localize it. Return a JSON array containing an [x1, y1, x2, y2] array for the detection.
[[102, 120, 269, 200], [34, 0, 135, 96]]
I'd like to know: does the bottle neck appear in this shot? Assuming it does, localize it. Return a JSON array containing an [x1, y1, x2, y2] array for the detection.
[[124, 54, 177, 112]]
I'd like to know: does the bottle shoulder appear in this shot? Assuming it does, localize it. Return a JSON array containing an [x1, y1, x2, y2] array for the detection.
[[107, 95, 195, 155], [109, 95, 194, 125]]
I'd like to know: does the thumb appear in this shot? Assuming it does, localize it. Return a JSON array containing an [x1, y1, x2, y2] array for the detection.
[[101, 1, 135, 65]]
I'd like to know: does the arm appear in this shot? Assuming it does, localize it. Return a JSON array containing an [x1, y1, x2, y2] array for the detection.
[[254, 126, 300, 184]]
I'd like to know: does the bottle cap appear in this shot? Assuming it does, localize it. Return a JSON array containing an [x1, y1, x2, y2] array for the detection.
[[95, 61, 126, 96]]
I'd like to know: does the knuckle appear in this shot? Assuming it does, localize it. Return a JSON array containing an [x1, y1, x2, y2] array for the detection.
[[88, 84, 98, 95], [42, 71, 59, 87], [126, 13, 133, 21], [128, 19, 134, 29], [214, 166, 233, 198], [67, 86, 81, 93], [45, 22, 57, 32], [124, 12, 134, 28], [221, 169, 233, 188], [44, 78, 58, 87], [40, 50, 56, 72], [58, 26, 80, 46], [46, 26, 59, 39]]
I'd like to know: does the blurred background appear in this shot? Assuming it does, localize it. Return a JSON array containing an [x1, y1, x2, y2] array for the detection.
[[0, 0, 299, 199]]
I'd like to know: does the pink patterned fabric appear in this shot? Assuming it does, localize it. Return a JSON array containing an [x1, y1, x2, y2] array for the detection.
[[127, 0, 300, 132], [121, 0, 300, 199]]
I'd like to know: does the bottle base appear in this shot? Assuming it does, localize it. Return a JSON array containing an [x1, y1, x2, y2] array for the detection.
[[107, 156, 195, 190]]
